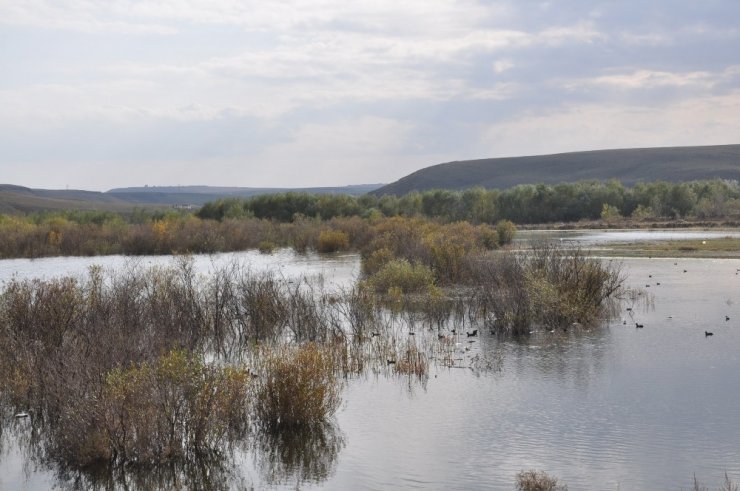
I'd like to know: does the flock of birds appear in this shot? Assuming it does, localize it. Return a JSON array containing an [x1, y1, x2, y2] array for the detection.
[[624, 261, 734, 337]]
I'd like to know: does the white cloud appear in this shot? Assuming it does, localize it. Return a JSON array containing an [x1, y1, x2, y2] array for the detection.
[[477, 90, 740, 158]]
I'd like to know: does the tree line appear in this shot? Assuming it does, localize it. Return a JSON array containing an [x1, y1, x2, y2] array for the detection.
[[197, 179, 740, 224]]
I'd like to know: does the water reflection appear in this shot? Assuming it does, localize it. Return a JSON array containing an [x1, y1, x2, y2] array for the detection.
[[52, 453, 242, 491], [252, 422, 345, 486]]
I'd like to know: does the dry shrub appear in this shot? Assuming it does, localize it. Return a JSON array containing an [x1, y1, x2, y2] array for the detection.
[[472, 241, 624, 334], [394, 342, 428, 378], [364, 259, 435, 294], [254, 343, 342, 429], [258, 240, 277, 254], [316, 229, 350, 253], [33, 350, 250, 467], [516, 470, 567, 491], [360, 217, 504, 285], [95, 350, 249, 464]]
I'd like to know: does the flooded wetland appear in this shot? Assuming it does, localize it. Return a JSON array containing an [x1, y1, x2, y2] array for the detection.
[[1, 232, 739, 490]]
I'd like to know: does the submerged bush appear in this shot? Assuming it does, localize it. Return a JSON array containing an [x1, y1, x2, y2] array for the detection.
[[316, 229, 350, 253], [364, 259, 436, 294], [254, 343, 342, 429], [92, 350, 249, 465], [472, 242, 624, 334], [516, 470, 567, 491]]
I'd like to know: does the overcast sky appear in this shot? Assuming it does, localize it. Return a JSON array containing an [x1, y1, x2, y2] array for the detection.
[[1, 1, 739, 191]]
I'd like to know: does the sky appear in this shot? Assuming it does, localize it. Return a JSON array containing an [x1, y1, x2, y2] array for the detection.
[[1, 1, 739, 191]]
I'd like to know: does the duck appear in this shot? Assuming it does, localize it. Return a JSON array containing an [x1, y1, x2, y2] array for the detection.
[[635, 323, 644, 328], [705, 331, 714, 336], [726, 316, 730, 321], [466, 329, 478, 337]]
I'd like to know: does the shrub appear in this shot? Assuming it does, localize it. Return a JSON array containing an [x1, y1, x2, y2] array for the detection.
[[364, 259, 435, 294], [316, 229, 350, 253], [254, 343, 342, 429], [258, 240, 277, 254], [95, 350, 250, 464], [472, 241, 624, 334], [496, 219, 517, 245], [515, 470, 567, 491]]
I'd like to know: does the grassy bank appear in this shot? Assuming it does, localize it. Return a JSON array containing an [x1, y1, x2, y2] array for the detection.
[[592, 237, 740, 258]]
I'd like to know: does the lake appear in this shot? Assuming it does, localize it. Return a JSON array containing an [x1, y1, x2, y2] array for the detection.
[[1, 243, 739, 490]]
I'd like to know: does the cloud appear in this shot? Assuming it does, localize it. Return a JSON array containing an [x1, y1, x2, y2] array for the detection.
[[1, 0, 738, 188], [477, 90, 740, 158]]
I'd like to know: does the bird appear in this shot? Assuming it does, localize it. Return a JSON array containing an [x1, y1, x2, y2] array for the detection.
[[386, 359, 396, 365], [408, 332, 415, 335], [705, 331, 714, 337], [626, 307, 633, 312], [635, 323, 644, 328], [370, 332, 380, 337], [623, 320, 627, 325], [466, 329, 478, 337], [726, 316, 730, 321], [683, 269, 687, 273]]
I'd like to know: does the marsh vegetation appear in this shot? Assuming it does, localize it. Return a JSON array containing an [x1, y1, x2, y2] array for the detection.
[[0, 230, 626, 484]]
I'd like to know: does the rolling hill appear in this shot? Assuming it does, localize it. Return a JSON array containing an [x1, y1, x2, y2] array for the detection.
[[0, 184, 383, 214], [373, 144, 740, 196]]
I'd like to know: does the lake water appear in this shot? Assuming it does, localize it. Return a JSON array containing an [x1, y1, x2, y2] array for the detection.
[[1, 244, 739, 490], [518, 228, 740, 244]]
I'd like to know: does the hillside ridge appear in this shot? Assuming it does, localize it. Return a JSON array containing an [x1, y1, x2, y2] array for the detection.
[[374, 144, 740, 195]]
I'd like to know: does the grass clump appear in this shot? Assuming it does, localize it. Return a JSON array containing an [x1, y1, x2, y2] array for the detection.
[[515, 470, 567, 491], [254, 343, 342, 429]]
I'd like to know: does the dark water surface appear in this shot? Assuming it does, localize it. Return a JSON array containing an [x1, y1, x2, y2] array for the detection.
[[1, 249, 739, 490]]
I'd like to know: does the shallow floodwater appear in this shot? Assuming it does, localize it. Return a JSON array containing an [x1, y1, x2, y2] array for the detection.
[[1, 248, 740, 490], [519, 228, 740, 244]]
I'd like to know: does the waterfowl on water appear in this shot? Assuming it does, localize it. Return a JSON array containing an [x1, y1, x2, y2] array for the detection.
[[726, 316, 730, 321], [705, 331, 714, 336], [635, 323, 644, 328], [466, 329, 478, 337], [386, 359, 396, 365]]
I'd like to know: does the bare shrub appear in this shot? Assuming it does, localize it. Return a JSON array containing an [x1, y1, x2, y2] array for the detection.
[[515, 469, 567, 491], [471, 242, 624, 334]]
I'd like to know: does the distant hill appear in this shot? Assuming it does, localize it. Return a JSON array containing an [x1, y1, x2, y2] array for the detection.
[[0, 183, 384, 214], [373, 144, 740, 196], [107, 184, 383, 205]]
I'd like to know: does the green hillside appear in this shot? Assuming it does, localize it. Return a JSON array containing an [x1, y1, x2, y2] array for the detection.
[[374, 144, 740, 195]]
